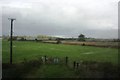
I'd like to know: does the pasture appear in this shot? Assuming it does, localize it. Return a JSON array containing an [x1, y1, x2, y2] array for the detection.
[[2, 40, 119, 78], [2, 40, 118, 64]]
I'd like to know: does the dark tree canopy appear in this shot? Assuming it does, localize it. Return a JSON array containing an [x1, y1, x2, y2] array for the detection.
[[78, 34, 86, 41]]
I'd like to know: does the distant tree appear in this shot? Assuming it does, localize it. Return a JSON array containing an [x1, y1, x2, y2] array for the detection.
[[49, 38, 52, 40], [56, 38, 61, 44], [20, 37, 25, 41], [78, 34, 86, 41], [35, 38, 38, 41]]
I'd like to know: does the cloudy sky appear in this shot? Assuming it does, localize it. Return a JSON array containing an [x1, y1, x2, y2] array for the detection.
[[0, 0, 119, 38]]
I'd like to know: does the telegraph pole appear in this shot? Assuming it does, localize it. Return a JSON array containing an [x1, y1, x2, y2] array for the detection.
[[8, 18, 16, 64]]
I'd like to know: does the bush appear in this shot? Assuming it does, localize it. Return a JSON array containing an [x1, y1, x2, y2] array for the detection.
[[56, 39, 61, 44]]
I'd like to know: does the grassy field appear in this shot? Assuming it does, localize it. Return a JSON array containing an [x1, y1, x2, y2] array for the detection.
[[2, 40, 118, 64], [2, 40, 119, 78]]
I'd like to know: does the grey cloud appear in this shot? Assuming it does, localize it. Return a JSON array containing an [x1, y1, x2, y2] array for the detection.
[[1, 0, 119, 39]]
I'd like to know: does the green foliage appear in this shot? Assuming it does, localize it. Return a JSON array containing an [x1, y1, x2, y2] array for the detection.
[[2, 40, 119, 78], [2, 60, 119, 78], [78, 34, 86, 41], [56, 39, 61, 44]]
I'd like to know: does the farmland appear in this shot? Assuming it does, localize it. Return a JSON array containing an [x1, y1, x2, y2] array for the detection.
[[2, 40, 119, 78], [2, 40, 118, 64]]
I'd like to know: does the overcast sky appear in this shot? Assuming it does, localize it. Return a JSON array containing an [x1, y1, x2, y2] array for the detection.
[[0, 0, 119, 39]]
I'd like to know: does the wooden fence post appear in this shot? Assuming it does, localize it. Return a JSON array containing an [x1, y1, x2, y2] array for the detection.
[[65, 56, 68, 65], [76, 62, 79, 69], [44, 55, 47, 63], [73, 61, 76, 69]]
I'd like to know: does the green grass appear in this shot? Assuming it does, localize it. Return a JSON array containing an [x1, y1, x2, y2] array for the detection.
[[24, 64, 76, 78], [2, 40, 119, 78], [2, 40, 118, 64]]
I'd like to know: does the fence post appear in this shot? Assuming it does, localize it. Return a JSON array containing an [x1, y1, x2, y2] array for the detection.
[[65, 56, 68, 65], [76, 62, 79, 69], [44, 55, 47, 63], [73, 61, 76, 69]]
